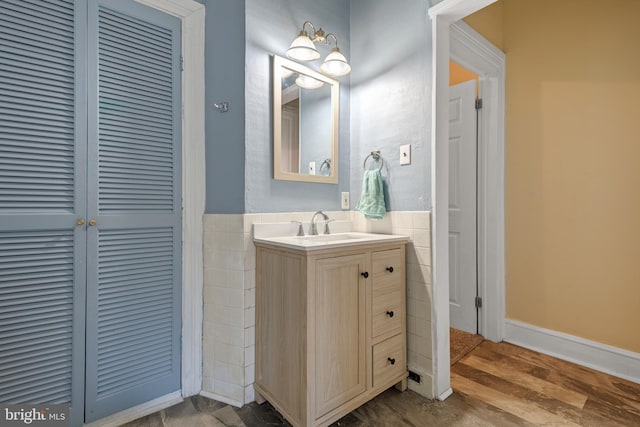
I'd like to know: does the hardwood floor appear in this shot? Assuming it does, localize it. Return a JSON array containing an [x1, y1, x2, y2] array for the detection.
[[452, 341, 640, 426], [125, 341, 640, 426]]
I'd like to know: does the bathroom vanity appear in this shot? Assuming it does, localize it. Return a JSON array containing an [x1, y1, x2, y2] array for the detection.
[[254, 232, 408, 427]]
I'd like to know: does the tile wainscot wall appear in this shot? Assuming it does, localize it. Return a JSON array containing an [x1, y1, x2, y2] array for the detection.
[[202, 211, 433, 406]]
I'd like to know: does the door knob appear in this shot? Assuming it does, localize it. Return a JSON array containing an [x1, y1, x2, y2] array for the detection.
[[76, 219, 85, 226], [88, 219, 97, 226], [360, 272, 369, 278], [386, 310, 394, 318], [386, 266, 394, 273], [387, 357, 396, 365]]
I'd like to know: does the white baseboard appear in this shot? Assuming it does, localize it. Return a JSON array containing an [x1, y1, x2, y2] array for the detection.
[[84, 391, 183, 427], [504, 319, 640, 384], [199, 390, 244, 408]]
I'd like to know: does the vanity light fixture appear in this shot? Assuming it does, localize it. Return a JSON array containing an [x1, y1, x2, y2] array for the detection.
[[286, 20, 351, 77]]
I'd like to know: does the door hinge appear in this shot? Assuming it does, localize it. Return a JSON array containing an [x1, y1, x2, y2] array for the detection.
[[180, 56, 184, 71], [475, 98, 483, 110], [475, 296, 483, 309]]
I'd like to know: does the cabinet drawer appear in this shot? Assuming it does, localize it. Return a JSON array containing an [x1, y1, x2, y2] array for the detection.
[[372, 334, 405, 388], [372, 287, 402, 339], [372, 249, 402, 278]]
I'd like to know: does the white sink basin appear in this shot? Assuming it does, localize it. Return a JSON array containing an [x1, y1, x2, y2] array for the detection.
[[253, 230, 409, 251]]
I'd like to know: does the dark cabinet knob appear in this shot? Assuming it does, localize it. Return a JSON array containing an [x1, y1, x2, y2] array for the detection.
[[386, 310, 394, 318], [388, 357, 396, 365], [386, 266, 394, 273], [361, 271, 369, 278]]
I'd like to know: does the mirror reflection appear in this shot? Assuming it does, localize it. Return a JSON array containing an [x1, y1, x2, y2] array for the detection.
[[273, 56, 339, 184]]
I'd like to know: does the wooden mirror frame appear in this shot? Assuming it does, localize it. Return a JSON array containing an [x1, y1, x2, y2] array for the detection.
[[273, 55, 339, 184]]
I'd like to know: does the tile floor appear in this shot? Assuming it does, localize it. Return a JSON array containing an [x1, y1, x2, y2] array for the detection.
[[122, 387, 517, 427]]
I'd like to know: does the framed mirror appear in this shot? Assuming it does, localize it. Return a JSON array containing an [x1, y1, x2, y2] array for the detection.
[[273, 55, 339, 183]]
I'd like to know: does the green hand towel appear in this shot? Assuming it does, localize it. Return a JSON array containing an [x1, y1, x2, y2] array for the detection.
[[355, 169, 386, 220]]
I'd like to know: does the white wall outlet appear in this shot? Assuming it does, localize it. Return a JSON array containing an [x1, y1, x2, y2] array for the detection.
[[309, 161, 316, 175], [341, 192, 350, 210], [400, 144, 411, 165]]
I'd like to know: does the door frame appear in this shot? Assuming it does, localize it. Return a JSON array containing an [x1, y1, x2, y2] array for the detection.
[[139, 0, 205, 399], [85, 0, 204, 425], [140, 0, 205, 398], [428, 0, 505, 400], [450, 21, 505, 343]]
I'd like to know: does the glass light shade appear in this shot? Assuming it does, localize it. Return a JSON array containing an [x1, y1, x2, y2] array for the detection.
[[286, 33, 320, 61], [320, 47, 351, 76], [280, 67, 295, 78], [295, 74, 324, 90]]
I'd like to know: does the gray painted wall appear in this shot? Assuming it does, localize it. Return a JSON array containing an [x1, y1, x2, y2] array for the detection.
[[203, 0, 437, 213], [203, 0, 246, 214], [350, 0, 434, 212], [245, 0, 350, 213]]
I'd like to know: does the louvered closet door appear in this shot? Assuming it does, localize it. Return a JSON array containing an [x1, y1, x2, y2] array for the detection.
[[0, 1, 86, 426], [84, 0, 182, 421]]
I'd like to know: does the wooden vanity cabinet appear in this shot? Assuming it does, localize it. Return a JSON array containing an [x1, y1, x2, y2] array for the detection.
[[255, 241, 407, 427]]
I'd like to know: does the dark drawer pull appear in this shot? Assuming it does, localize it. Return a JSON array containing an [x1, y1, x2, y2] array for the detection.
[[387, 357, 396, 365], [386, 266, 394, 273], [361, 271, 369, 278], [386, 310, 394, 318]]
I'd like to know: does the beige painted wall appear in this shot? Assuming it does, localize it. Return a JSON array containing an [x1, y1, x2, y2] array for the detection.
[[466, 0, 640, 353], [450, 60, 478, 94]]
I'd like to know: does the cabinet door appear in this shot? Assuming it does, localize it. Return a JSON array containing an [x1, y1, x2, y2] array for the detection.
[[314, 254, 367, 418]]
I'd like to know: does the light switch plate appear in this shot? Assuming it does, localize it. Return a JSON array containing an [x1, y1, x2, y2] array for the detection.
[[400, 144, 411, 165], [341, 192, 349, 209], [309, 161, 316, 175]]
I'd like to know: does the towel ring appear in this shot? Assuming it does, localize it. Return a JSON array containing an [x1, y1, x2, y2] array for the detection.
[[320, 158, 331, 171], [363, 151, 384, 171]]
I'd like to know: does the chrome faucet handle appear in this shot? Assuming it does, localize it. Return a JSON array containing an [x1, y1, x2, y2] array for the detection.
[[291, 221, 304, 236], [324, 219, 335, 235]]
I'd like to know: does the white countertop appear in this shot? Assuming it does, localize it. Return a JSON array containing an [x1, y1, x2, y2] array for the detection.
[[253, 223, 409, 251]]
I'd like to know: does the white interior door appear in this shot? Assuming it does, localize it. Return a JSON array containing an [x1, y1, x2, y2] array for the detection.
[[448, 80, 478, 334]]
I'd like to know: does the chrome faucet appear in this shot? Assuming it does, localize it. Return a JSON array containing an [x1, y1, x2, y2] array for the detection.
[[309, 211, 329, 235]]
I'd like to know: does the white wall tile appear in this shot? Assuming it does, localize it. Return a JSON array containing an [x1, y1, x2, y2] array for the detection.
[[244, 288, 255, 309], [212, 306, 244, 328], [259, 213, 279, 223], [412, 229, 430, 248], [203, 214, 246, 397], [215, 380, 244, 403], [202, 375, 214, 392], [244, 364, 255, 385], [243, 214, 261, 231], [243, 271, 255, 291], [244, 326, 255, 348], [244, 345, 255, 366], [413, 211, 431, 230], [244, 385, 255, 404], [244, 307, 255, 328], [392, 211, 414, 229], [211, 288, 243, 309]]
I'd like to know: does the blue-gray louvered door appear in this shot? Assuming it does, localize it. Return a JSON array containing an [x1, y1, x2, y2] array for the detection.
[[0, 0, 182, 424], [0, 1, 87, 426], [84, 0, 182, 422]]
